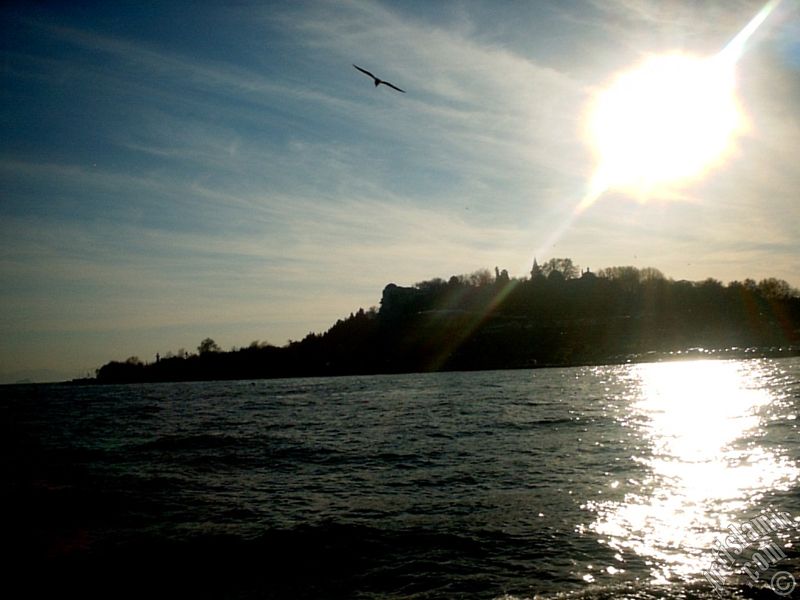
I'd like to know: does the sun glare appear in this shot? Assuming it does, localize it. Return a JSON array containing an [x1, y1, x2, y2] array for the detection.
[[570, 0, 781, 216], [587, 54, 744, 198]]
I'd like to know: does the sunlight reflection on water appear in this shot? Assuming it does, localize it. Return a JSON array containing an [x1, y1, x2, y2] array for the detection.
[[585, 359, 799, 584]]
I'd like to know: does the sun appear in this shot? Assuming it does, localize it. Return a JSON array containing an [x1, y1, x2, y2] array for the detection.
[[587, 53, 744, 198]]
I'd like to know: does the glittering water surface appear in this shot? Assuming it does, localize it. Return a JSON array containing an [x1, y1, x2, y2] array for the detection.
[[4, 358, 800, 599]]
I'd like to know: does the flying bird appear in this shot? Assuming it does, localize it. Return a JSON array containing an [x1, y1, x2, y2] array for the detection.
[[353, 64, 406, 93]]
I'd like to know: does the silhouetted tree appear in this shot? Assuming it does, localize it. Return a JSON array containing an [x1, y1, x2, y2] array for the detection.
[[92, 258, 800, 384], [467, 269, 493, 287], [541, 258, 578, 280], [639, 267, 665, 282], [742, 279, 758, 292], [758, 278, 795, 299], [598, 265, 641, 286], [198, 338, 221, 355]]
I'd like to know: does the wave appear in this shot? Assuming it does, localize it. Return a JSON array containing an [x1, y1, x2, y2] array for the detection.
[[494, 581, 766, 600], [11, 522, 503, 598], [134, 433, 241, 452], [16, 520, 780, 600]]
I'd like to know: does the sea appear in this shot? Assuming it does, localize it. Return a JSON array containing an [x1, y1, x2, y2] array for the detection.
[[3, 357, 800, 599]]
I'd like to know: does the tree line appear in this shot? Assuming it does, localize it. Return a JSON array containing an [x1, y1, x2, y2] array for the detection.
[[92, 260, 800, 383]]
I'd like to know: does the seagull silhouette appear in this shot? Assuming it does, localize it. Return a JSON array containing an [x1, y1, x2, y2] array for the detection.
[[353, 64, 406, 93]]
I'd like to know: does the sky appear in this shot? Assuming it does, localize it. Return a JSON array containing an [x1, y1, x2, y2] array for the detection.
[[1, 0, 799, 383]]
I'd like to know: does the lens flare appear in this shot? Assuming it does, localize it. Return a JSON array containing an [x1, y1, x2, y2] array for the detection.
[[588, 53, 743, 197], [572, 0, 782, 216]]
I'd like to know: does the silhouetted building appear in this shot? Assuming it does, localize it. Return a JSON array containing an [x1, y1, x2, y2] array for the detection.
[[530, 258, 545, 282]]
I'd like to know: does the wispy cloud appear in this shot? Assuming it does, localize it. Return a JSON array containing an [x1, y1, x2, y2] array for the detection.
[[1, 1, 798, 380]]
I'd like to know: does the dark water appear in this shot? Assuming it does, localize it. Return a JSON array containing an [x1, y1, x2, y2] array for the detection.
[[3, 358, 800, 599]]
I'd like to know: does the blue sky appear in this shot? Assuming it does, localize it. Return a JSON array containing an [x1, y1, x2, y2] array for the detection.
[[1, 0, 799, 382]]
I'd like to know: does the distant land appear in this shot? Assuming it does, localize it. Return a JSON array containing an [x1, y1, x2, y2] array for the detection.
[[87, 259, 800, 384]]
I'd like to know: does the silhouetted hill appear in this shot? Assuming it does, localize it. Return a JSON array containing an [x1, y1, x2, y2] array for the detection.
[[92, 262, 800, 384]]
